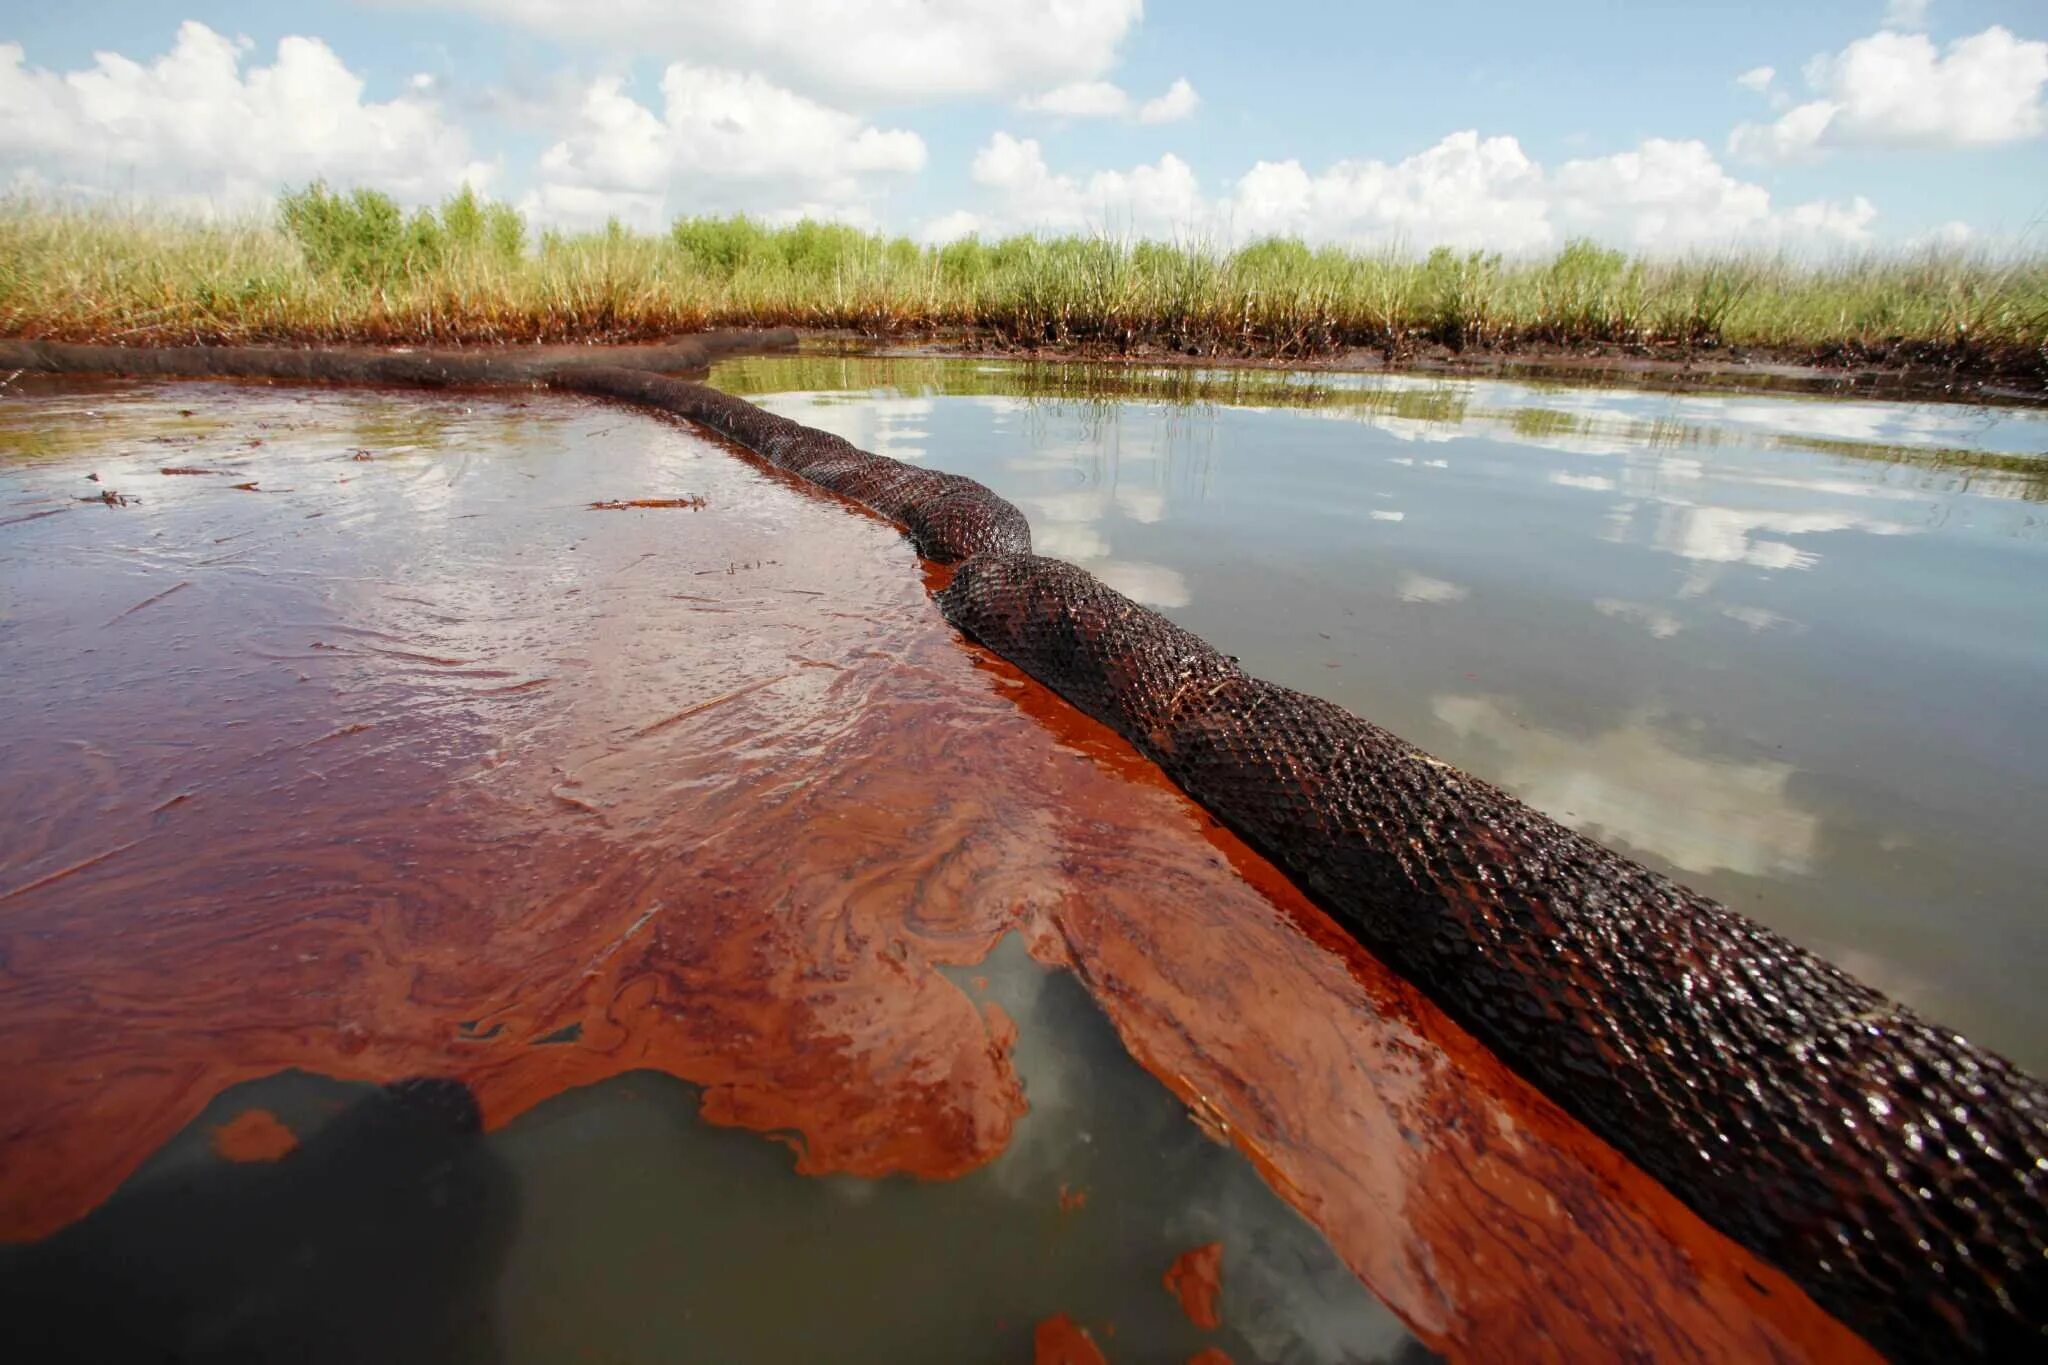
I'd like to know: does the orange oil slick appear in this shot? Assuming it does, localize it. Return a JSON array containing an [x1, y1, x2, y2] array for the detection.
[[1033, 1314, 1109, 1365], [207, 1109, 299, 1163], [1165, 1242, 1225, 1331], [0, 382, 1879, 1363]]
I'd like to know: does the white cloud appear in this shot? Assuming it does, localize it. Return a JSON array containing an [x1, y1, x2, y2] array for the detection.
[[1909, 219, 1975, 250], [1230, 131, 1554, 252], [526, 65, 924, 230], [1735, 65, 1776, 94], [1882, 0, 1931, 31], [1020, 80, 1132, 118], [937, 128, 1880, 253], [1552, 137, 1877, 249], [952, 131, 1203, 238], [0, 22, 490, 210], [1138, 77, 1200, 124], [1018, 76, 1199, 125], [388, 0, 1144, 102], [916, 208, 989, 245], [1732, 26, 2048, 162], [1728, 100, 1839, 164], [1228, 132, 1873, 254]]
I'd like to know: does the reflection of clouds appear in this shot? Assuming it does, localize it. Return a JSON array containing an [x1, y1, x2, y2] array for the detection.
[[1397, 573, 1468, 604], [1114, 485, 1166, 523], [1033, 522, 1109, 561], [1184, 1177, 1418, 1365], [1671, 396, 2024, 451], [1353, 417, 1461, 444], [1432, 694, 1821, 878], [1724, 471, 1928, 503], [1639, 501, 1916, 569], [1550, 471, 1616, 491], [1025, 491, 1190, 608], [1092, 560, 1190, 608], [1518, 431, 1638, 457], [1676, 396, 1896, 443], [1594, 598, 1682, 639], [773, 394, 934, 463], [1721, 604, 1799, 632], [1369, 509, 1405, 523], [1030, 489, 1113, 523]]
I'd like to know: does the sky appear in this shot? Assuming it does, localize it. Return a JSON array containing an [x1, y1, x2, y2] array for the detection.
[[3, 1, 2046, 254]]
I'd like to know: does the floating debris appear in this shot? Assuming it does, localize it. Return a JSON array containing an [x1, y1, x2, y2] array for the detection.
[[589, 496, 707, 510]]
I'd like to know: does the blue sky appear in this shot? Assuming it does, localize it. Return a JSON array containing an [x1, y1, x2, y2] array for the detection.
[[4, 1, 2045, 253]]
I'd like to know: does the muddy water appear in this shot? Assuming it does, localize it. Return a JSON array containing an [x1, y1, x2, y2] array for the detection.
[[719, 356, 2048, 1074], [0, 381, 1874, 1363]]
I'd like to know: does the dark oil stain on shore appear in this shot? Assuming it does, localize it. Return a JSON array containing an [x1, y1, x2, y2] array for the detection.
[[0, 380, 1875, 1362]]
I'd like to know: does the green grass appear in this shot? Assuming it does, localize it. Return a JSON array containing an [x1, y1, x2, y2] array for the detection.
[[3, 185, 2044, 379]]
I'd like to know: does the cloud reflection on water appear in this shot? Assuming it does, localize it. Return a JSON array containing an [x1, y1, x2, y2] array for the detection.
[[1432, 695, 1821, 880]]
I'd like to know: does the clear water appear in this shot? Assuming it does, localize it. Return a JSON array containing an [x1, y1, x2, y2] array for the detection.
[[717, 356, 2048, 1072]]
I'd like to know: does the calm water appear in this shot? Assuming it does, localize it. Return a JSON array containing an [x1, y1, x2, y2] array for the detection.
[[717, 356, 2048, 1072]]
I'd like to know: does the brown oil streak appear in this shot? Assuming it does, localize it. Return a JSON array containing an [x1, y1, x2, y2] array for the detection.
[[1164, 1242, 1224, 1331], [1033, 1314, 1109, 1365], [104, 580, 191, 627], [588, 497, 707, 510], [0, 382, 1878, 1365], [209, 1109, 298, 1163]]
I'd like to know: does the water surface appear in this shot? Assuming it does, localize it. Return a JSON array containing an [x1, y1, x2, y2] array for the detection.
[[0, 381, 1413, 1363], [0, 378, 1904, 1363], [717, 356, 2048, 1071]]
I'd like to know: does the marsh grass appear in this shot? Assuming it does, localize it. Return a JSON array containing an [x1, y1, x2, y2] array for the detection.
[[3, 188, 2044, 377]]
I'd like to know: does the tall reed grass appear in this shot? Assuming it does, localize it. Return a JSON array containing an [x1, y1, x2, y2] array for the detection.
[[3, 186, 2042, 375]]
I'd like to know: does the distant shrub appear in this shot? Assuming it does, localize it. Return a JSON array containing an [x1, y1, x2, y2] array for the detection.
[[671, 215, 774, 274], [280, 183, 407, 282], [936, 236, 990, 287], [1230, 237, 1316, 279], [1542, 237, 1641, 340], [775, 219, 874, 276], [280, 182, 525, 283], [1423, 247, 1505, 346]]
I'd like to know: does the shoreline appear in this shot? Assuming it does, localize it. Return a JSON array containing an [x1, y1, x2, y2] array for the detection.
[[9, 326, 2038, 406], [836, 328, 2048, 406]]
